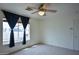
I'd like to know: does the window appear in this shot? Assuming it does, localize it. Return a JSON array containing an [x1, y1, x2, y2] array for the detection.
[[3, 18, 30, 45]]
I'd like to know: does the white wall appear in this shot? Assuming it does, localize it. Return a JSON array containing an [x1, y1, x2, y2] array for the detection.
[[39, 4, 79, 50], [40, 18, 73, 50], [0, 10, 40, 54]]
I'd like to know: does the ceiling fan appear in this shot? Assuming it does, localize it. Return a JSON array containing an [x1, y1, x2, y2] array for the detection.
[[25, 3, 57, 16]]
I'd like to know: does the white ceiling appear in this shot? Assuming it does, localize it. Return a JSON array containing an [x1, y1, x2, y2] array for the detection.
[[0, 3, 79, 20]]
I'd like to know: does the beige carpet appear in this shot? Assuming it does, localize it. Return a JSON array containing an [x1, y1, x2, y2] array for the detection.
[[12, 44, 79, 55]]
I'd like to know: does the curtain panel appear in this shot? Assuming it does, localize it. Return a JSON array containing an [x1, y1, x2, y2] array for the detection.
[[20, 16, 29, 44], [2, 10, 19, 47]]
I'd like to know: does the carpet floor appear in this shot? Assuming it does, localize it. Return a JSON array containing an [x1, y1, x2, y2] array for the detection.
[[12, 44, 79, 55]]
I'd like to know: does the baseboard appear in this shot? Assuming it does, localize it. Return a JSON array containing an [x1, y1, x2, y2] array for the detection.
[[43, 43, 77, 51]]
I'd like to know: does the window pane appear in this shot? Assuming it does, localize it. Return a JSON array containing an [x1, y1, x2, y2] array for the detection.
[[3, 22, 10, 45], [18, 23, 23, 42], [26, 24, 30, 41], [14, 23, 19, 43]]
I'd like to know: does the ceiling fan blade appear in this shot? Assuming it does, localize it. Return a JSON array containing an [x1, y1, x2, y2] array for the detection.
[[46, 9, 57, 13], [25, 7, 38, 11], [29, 7, 37, 9], [32, 11, 39, 14]]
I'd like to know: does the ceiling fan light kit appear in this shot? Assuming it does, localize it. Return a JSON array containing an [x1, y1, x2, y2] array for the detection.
[[38, 11, 45, 16]]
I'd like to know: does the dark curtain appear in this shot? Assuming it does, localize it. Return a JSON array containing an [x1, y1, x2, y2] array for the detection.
[[20, 16, 29, 44], [2, 10, 19, 47]]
